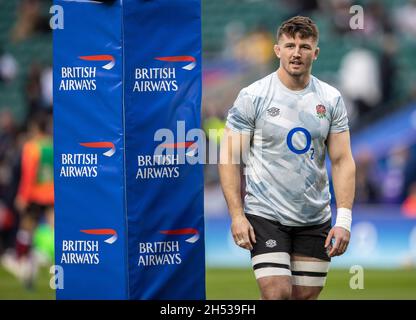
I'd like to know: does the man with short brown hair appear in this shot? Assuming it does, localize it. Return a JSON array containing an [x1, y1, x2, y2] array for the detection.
[[219, 16, 356, 300]]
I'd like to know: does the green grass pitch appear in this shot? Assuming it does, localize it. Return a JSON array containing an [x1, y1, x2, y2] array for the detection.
[[206, 268, 416, 300], [0, 266, 415, 299]]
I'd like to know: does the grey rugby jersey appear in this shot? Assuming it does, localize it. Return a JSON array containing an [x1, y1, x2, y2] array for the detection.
[[226, 72, 349, 226]]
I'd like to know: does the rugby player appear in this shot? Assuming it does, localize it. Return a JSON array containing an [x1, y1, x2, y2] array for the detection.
[[219, 16, 356, 300]]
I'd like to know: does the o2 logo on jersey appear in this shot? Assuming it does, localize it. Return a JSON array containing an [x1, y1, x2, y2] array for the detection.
[[286, 127, 314, 160]]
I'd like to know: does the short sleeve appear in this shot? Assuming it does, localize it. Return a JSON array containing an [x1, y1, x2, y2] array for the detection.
[[225, 89, 256, 133], [330, 96, 349, 133]]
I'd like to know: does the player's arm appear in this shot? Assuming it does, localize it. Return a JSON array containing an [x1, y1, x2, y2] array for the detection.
[[326, 130, 356, 257], [218, 127, 256, 250]]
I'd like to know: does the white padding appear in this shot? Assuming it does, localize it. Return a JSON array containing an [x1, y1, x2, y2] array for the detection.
[[292, 276, 327, 287], [292, 276, 326, 287], [251, 252, 291, 267], [254, 267, 291, 279], [291, 261, 330, 273]]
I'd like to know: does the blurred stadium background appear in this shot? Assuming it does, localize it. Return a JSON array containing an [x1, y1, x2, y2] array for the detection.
[[1, 0, 416, 299]]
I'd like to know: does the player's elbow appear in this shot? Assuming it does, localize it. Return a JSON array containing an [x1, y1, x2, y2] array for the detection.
[[344, 154, 356, 176], [331, 152, 355, 171]]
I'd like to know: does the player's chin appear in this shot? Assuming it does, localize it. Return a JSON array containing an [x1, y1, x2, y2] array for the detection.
[[288, 68, 306, 77]]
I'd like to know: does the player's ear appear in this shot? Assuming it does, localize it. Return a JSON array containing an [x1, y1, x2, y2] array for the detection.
[[314, 46, 320, 60], [274, 44, 281, 59]]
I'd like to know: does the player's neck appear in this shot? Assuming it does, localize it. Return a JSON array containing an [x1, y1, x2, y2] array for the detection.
[[277, 68, 310, 91]]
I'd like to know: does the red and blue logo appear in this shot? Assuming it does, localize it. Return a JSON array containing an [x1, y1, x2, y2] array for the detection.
[[159, 228, 200, 243], [80, 228, 118, 244], [80, 141, 115, 157], [79, 55, 115, 70], [154, 56, 196, 71]]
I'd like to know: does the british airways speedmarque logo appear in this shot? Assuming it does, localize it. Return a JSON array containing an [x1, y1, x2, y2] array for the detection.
[[79, 55, 115, 70], [80, 228, 118, 244], [159, 228, 200, 243], [154, 56, 196, 71], [80, 141, 116, 157]]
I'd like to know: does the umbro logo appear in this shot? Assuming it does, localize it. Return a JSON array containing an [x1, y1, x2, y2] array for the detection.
[[265, 239, 277, 248], [267, 107, 280, 117]]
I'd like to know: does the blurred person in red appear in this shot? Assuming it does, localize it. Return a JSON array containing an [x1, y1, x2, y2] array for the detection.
[[6, 112, 54, 288], [402, 182, 416, 218], [15, 112, 53, 218]]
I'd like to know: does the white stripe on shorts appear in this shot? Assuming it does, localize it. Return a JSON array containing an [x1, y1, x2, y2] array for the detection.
[[291, 261, 330, 273], [292, 275, 327, 287], [251, 252, 291, 267], [254, 267, 291, 279], [252, 252, 291, 280], [291, 261, 329, 287]]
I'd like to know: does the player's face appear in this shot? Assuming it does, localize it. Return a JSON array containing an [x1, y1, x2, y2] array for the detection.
[[274, 33, 319, 77]]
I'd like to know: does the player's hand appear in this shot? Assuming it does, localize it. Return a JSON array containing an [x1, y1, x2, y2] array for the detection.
[[231, 215, 256, 250], [325, 226, 350, 257]]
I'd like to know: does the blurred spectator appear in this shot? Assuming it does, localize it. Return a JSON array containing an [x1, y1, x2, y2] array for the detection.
[[203, 106, 226, 185], [0, 51, 18, 84], [7, 112, 54, 288], [25, 63, 53, 125], [203, 115, 226, 146], [15, 112, 54, 216], [32, 207, 54, 266], [0, 110, 21, 256], [233, 25, 275, 71], [222, 21, 246, 60], [394, 0, 416, 39], [25, 63, 42, 122], [379, 34, 398, 104], [339, 48, 381, 118], [280, 0, 320, 16], [40, 66, 53, 110], [11, 0, 51, 43], [381, 146, 410, 204], [402, 182, 416, 217], [0, 201, 14, 253], [329, 0, 353, 35], [0, 109, 18, 162], [327, 0, 393, 37], [362, 1, 394, 37], [403, 145, 416, 200], [354, 150, 381, 204], [410, 84, 416, 102]]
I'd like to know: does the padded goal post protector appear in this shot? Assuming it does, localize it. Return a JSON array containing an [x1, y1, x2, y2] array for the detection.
[[53, 0, 205, 299]]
